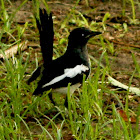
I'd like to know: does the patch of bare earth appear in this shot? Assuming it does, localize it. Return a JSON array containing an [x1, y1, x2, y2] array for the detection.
[[3, 0, 140, 138]]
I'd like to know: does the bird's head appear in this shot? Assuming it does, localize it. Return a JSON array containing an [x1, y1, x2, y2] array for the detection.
[[68, 27, 101, 47]]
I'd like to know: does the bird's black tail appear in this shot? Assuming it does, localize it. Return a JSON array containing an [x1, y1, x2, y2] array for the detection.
[[36, 8, 54, 67], [28, 8, 54, 84]]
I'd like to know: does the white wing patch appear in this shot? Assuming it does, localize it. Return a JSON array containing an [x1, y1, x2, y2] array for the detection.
[[42, 64, 89, 88]]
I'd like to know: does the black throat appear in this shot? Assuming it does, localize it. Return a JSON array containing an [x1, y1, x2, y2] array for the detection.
[[65, 44, 90, 68]]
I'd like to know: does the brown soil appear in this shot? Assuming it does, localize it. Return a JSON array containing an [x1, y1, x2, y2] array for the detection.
[[2, 0, 140, 138]]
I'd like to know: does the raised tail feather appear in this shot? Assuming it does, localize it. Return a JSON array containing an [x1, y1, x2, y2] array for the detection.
[[28, 8, 54, 84], [36, 8, 54, 67]]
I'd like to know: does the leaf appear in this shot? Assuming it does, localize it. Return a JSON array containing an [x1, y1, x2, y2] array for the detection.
[[118, 110, 128, 122], [108, 75, 140, 96], [0, 41, 28, 59], [102, 12, 110, 23], [118, 110, 137, 123]]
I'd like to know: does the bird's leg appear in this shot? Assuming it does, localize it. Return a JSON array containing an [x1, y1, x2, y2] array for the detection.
[[48, 92, 55, 105], [64, 95, 68, 108]]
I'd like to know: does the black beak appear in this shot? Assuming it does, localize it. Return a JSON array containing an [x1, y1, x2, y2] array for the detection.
[[86, 31, 102, 38]]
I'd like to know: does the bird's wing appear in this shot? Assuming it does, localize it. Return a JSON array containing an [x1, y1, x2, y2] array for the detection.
[[36, 8, 54, 67], [41, 64, 89, 90], [33, 64, 89, 95]]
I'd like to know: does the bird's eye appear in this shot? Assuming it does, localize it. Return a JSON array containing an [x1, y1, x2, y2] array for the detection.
[[82, 33, 84, 36]]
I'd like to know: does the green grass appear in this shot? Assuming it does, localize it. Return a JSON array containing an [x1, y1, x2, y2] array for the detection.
[[0, 0, 140, 139]]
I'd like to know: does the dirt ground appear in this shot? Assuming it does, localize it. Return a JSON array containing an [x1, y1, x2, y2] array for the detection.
[[2, 0, 140, 138]]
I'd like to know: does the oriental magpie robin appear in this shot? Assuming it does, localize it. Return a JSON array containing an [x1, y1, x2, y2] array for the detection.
[[28, 9, 101, 106]]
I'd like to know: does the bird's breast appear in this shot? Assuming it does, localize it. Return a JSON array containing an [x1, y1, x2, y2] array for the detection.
[[52, 83, 81, 94]]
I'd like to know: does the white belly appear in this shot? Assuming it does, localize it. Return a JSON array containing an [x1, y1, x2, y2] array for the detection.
[[52, 83, 81, 94]]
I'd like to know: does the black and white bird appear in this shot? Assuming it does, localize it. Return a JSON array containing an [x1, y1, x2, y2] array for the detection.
[[28, 9, 101, 106]]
